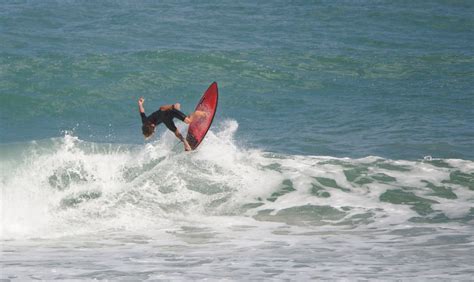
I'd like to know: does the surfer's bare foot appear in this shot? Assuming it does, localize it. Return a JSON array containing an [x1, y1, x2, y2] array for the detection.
[[195, 110, 208, 118], [184, 140, 192, 151], [184, 111, 208, 124], [173, 103, 181, 110]]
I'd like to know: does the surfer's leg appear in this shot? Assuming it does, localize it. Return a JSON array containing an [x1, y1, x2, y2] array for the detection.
[[173, 128, 191, 151], [163, 118, 178, 132], [169, 108, 187, 122], [163, 117, 191, 151]]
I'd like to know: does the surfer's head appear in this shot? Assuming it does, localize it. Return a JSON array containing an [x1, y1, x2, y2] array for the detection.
[[142, 122, 155, 139]]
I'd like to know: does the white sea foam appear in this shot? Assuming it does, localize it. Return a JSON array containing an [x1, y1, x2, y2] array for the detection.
[[1, 119, 473, 241], [1, 120, 474, 281]]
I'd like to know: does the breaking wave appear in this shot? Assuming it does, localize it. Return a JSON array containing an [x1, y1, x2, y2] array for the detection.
[[1, 120, 473, 239]]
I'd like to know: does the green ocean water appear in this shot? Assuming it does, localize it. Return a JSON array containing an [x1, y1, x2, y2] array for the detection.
[[1, 1, 474, 280], [1, 0, 473, 159]]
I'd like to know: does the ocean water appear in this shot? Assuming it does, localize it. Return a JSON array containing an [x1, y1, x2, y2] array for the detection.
[[1, 0, 473, 280]]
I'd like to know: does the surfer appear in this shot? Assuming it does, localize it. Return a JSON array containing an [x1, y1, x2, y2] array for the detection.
[[138, 97, 205, 151]]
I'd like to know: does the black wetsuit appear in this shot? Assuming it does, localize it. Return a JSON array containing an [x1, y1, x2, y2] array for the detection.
[[141, 108, 187, 132]]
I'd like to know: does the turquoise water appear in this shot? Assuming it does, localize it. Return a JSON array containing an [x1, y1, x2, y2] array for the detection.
[[1, 1, 474, 280], [2, 0, 473, 159]]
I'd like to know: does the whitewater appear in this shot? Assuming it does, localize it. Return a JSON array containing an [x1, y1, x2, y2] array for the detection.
[[1, 121, 473, 279], [2, 0, 474, 279]]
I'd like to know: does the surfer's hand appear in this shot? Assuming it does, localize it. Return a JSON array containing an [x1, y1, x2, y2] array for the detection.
[[138, 97, 145, 105]]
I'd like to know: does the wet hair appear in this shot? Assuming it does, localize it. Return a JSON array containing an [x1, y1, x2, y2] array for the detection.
[[142, 122, 155, 138]]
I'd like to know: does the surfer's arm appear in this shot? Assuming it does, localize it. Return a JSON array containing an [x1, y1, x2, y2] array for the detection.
[[138, 97, 147, 123], [138, 97, 145, 113]]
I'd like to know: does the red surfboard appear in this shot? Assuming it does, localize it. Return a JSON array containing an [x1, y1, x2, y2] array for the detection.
[[186, 82, 218, 150]]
